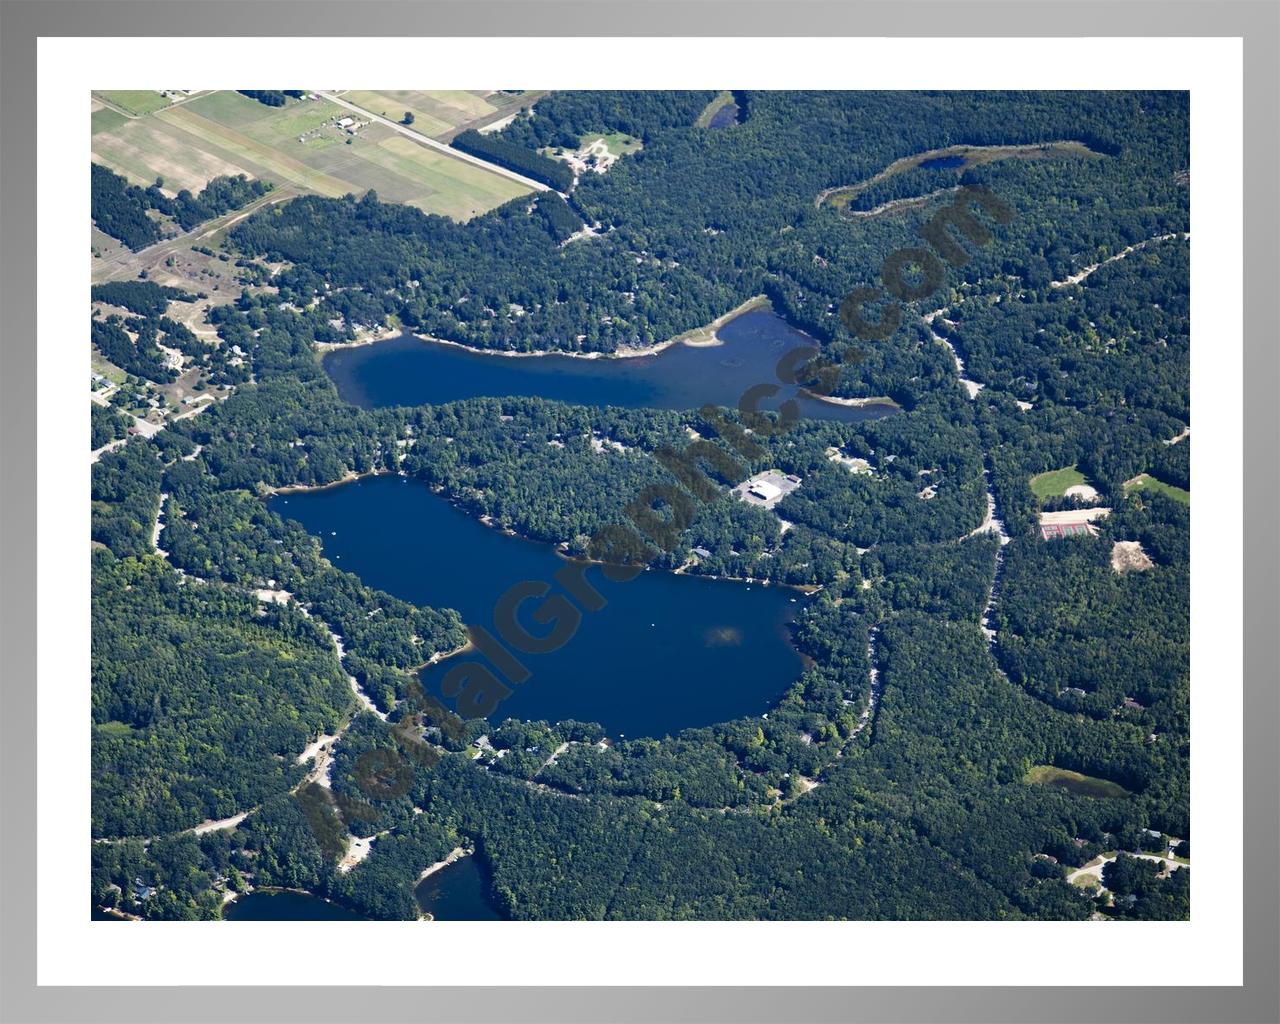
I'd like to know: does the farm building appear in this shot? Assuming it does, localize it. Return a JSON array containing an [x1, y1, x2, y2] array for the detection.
[[747, 480, 782, 502]]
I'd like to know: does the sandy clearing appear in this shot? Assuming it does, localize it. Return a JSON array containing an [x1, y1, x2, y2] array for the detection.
[[806, 390, 900, 410], [190, 811, 249, 835], [297, 732, 339, 766], [1063, 484, 1100, 501], [338, 830, 389, 873], [1111, 540, 1155, 573]]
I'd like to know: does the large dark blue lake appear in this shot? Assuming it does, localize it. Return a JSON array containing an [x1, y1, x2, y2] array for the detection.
[[269, 475, 805, 738], [323, 308, 895, 424]]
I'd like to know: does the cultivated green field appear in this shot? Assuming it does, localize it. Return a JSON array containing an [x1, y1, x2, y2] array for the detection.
[[91, 90, 532, 220], [95, 90, 176, 117], [1029, 464, 1089, 500], [335, 89, 528, 140], [1124, 473, 1191, 505], [1025, 765, 1131, 799]]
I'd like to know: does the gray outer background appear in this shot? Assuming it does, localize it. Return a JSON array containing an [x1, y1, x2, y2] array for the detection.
[[1, 1, 1275, 1021]]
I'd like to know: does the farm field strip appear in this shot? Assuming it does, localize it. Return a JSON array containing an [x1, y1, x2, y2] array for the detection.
[[371, 137, 530, 219], [155, 105, 359, 196], [340, 91, 455, 137], [92, 90, 536, 221]]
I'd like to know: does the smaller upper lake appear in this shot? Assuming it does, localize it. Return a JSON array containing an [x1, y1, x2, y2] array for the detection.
[[415, 856, 504, 921], [324, 308, 895, 424]]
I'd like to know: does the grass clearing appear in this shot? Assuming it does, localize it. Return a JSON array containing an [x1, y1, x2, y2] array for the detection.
[[91, 105, 129, 137], [1029, 464, 1089, 500], [1124, 474, 1190, 505], [1025, 765, 1131, 799], [583, 131, 643, 156]]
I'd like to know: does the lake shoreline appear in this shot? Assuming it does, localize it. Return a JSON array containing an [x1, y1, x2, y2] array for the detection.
[[319, 294, 772, 365]]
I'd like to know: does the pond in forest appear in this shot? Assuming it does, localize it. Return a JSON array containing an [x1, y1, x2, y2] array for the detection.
[[415, 856, 504, 921]]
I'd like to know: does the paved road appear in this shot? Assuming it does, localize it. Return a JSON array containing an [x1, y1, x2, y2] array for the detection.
[[318, 91, 550, 193], [1067, 851, 1189, 887]]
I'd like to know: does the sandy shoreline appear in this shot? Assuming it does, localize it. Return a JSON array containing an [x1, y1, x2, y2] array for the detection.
[[801, 388, 900, 411], [417, 846, 468, 883], [319, 295, 770, 364], [313, 323, 402, 353], [265, 468, 394, 496]]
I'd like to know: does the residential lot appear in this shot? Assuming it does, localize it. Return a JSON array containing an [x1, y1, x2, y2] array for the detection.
[[91, 89, 531, 220]]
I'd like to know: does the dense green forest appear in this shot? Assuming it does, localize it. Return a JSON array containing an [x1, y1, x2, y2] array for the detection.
[[451, 129, 575, 191], [237, 89, 306, 107], [90, 91, 1190, 923], [91, 162, 270, 249], [91, 402, 132, 450]]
